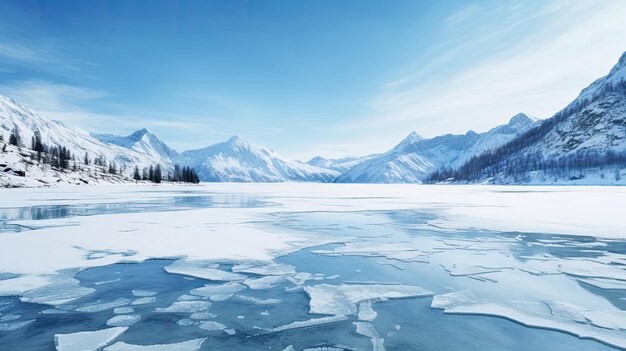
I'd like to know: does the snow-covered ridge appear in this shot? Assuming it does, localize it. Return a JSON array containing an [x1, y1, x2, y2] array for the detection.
[[182, 136, 339, 183]]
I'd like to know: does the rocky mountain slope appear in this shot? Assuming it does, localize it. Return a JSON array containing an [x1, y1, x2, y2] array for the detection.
[[430, 51, 626, 185]]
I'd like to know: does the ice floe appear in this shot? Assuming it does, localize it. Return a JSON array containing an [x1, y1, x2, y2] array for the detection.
[[258, 315, 349, 334], [232, 262, 295, 276], [177, 294, 200, 301], [353, 321, 378, 338], [21, 276, 95, 306], [155, 301, 211, 313], [76, 298, 131, 313], [357, 301, 377, 321], [54, 327, 127, 351], [107, 314, 141, 327], [236, 295, 281, 305], [132, 290, 157, 297], [165, 259, 246, 281], [304, 284, 432, 315], [431, 290, 626, 350], [103, 338, 207, 351], [131, 297, 156, 305], [244, 275, 287, 290], [190, 282, 245, 301], [198, 320, 227, 331], [313, 243, 432, 264], [440, 263, 513, 277]]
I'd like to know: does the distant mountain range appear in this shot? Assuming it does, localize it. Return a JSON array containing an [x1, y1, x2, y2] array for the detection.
[[1, 51, 625, 186], [334, 114, 537, 183]]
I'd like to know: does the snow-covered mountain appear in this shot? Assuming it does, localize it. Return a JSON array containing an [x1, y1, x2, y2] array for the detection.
[[306, 154, 376, 173], [334, 114, 537, 183], [0, 96, 176, 175], [182, 136, 340, 182], [92, 128, 183, 164], [436, 51, 626, 185]]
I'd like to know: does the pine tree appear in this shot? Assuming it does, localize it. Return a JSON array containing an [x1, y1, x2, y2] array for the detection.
[[133, 166, 141, 180], [109, 161, 117, 174], [148, 165, 154, 182], [154, 164, 162, 183], [84, 152, 90, 165], [9, 126, 21, 146]]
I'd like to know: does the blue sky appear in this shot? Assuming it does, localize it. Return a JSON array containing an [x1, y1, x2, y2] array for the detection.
[[1, 0, 626, 159]]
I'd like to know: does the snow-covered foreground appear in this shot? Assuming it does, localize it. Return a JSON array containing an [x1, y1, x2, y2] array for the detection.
[[0, 184, 624, 350]]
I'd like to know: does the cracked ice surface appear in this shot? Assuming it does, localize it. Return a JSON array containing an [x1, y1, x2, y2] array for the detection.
[[0, 184, 625, 350], [304, 284, 432, 315], [432, 290, 626, 350]]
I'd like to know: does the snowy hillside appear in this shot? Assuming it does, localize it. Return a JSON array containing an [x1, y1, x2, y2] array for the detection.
[[183, 136, 340, 182], [306, 154, 376, 173], [335, 114, 537, 183], [433, 51, 626, 185], [0, 96, 174, 174], [0, 140, 136, 187]]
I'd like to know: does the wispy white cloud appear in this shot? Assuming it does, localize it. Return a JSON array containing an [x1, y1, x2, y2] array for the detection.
[[368, 0, 626, 139]]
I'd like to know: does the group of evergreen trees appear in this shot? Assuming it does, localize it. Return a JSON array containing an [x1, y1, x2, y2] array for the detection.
[[132, 164, 199, 183], [427, 150, 626, 183]]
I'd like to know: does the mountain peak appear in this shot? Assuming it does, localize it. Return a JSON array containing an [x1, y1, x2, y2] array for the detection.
[[405, 131, 423, 142], [129, 128, 153, 139], [227, 135, 242, 143], [507, 113, 533, 127]]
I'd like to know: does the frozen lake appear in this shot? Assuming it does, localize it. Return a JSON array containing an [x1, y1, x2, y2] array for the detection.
[[0, 184, 624, 350]]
